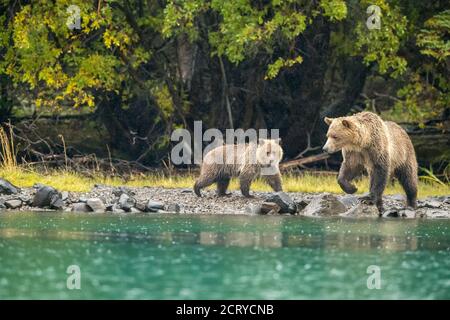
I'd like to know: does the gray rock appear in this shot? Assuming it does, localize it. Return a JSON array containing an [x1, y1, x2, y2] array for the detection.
[[118, 193, 136, 211], [302, 194, 347, 217], [245, 204, 262, 215], [166, 203, 181, 213], [419, 199, 442, 209], [146, 200, 164, 212], [295, 200, 309, 211], [0, 178, 19, 195], [342, 203, 380, 217], [86, 198, 106, 213], [32, 186, 63, 209], [107, 204, 125, 213], [339, 194, 360, 208], [0, 199, 6, 209], [61, 191, 69, 201], [135, 202, 147, 212], [383, 209, 400, 218], [265, 192, 297, 214], [400, 209, 416, 218], [5, 199, 22, 209], [129, 207, 141, 213], [420, 208, 450, 219], [72, 203, 92, 212], [261, 202, 281, 215]]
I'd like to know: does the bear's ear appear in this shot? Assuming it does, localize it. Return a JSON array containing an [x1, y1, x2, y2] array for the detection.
[[324, 117, 333, 126], [342, 119, 353, 129], [258, 138, 266, 145], [275, 138, 281, 145]]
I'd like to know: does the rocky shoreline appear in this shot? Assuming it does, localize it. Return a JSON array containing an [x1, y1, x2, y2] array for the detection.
[[0, 178, 449, 218]]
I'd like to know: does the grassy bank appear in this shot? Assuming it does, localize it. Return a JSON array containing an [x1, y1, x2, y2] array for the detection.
[[0, 167, 448, 197]]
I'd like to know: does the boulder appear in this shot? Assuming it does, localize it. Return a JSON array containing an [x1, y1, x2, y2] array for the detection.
[[339, 194, 360, 208], [135, 202, 147, 212], [264, 192, 297, 214], [86, 198, 106, 213], [32, 186, 63, 209], [0, 178, 19, 195], [260, 202, 281, 215], [418, 199, 442, 209], [419, 208, 450, 219], [166, 203, 181, 213], [302, 194, 347, 217], [295, 199, 309, 212], [383, 209, 417, 218], [146, 200, 164, 212], [245, 204, 262, 215], [118, 193, 136, 211], [342, 203, 380, 217], [5, 199, 22, 209], [72, 203, 92, 212]]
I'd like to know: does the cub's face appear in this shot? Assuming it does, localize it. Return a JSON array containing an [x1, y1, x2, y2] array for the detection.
[[323, 117, 358, 153], [256, 139, 283, 166]]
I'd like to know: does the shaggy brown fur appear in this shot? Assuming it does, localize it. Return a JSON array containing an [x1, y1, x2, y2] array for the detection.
[[323, 111, 418, 211], [194, 139, 283, 197]]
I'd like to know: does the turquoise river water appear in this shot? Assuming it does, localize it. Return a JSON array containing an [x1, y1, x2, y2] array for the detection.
[[0, 212, 449, 299]]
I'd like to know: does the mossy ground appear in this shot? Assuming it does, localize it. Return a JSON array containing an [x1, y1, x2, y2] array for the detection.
[[0, 167, 448, 197]]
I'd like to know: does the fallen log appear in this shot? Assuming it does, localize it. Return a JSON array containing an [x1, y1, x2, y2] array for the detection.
[[280, 152, 330, 170]]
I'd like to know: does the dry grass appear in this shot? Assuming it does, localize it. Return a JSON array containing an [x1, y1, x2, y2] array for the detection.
[[0, 167, 448, 198]]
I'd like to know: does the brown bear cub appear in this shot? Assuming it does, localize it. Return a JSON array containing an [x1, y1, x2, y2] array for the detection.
[[194, 139, 283, 197], [323, 111, 418, 212]]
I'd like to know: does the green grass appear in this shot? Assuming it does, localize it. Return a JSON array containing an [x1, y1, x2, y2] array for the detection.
[[0, 167, 448, 198]]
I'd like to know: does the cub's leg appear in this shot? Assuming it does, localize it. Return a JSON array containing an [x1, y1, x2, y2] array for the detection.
[[338, 152, 363, 194], [194, 170, 218, 197], [239, 174, 254, 198], [395, 165, 418, 209], [264, 172, 283, 192], [217, 177, 231, 196]]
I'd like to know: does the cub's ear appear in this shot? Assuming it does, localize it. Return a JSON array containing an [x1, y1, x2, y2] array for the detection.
[[324, 117, 333, 126], [258, 138, 266, 145], [342, 119, 353, 129], [275, 138, 281, 145]]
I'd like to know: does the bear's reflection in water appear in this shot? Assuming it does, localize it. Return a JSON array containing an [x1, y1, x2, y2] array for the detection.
[[0, 213, 446, 252]]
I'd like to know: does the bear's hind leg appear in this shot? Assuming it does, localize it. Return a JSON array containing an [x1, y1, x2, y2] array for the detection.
[[264, 172, 283, 192], [369, 164, 389, 212], [395, 165, 418, 209], [217, 177, 231, 196], [239, 175, 254, 198]]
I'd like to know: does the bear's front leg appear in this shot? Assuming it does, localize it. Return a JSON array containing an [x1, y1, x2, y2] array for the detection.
[[369, 164, 389, 212], [337, 161, 359, 194]]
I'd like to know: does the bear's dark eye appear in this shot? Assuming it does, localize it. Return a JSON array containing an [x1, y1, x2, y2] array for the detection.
[[331, 135, 339, 140], [266, 151, 271, 156]]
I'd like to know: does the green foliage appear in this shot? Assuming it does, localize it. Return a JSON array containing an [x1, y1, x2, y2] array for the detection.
[[353, 0, 408, 78], [0, 0, 448, 153], [390, 9, 450, 124], [417, 10, 450, 62]]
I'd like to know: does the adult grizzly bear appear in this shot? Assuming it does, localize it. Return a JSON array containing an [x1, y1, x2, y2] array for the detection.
[[194, 139, 283, 197], [323, 111, 418, 212]]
